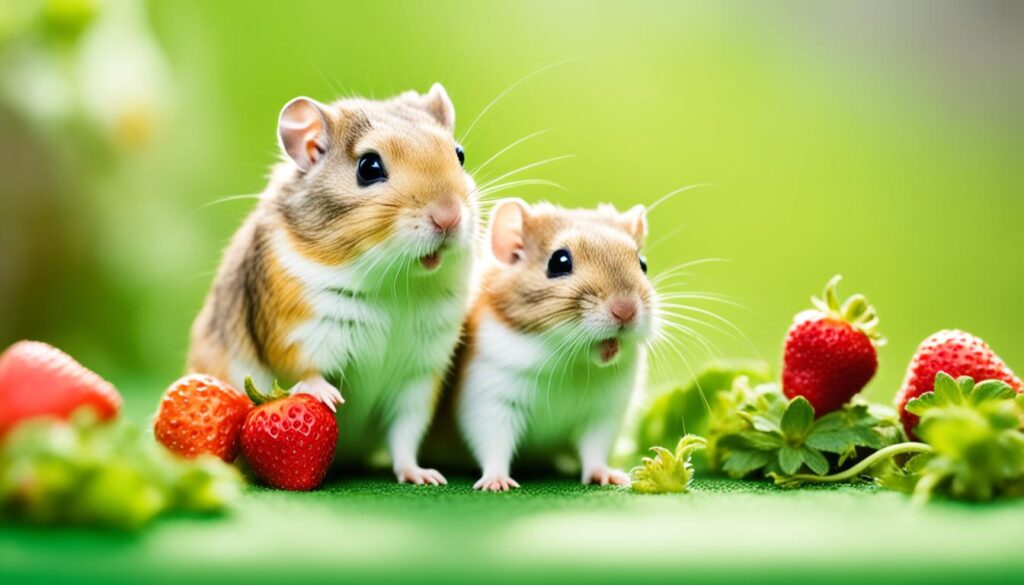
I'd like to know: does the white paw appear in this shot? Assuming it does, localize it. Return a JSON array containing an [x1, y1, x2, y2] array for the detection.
[[292, 376, 344, 412], [583, 467, 630, 487], [473, 474, 520, 492], [396, 466, 448, 486]]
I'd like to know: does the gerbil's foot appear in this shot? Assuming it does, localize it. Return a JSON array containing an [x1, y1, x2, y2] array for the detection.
[[395, 466, 448, 486], [583, 467, 630, 487], [292, 376, 344, 413], [473, 474, 520, 492]]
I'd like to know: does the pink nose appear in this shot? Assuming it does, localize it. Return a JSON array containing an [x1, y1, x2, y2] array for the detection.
[[610, 299, 638, 325], [430, 206, 461, 234]]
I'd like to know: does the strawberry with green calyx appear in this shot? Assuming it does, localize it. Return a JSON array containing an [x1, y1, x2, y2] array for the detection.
[[782, 275, 884, 415], [775, 373, 1024, 502], [895, 329, 1021, 439], [240, 378, 338, 491], [630, 435, 706, 494]]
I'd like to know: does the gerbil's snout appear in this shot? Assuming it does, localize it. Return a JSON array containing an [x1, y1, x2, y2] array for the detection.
[[609, 297, 638, 325], [429, 204, 462, 236]]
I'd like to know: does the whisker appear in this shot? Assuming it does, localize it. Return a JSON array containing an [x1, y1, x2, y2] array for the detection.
[[459, 58, 580, 145], [646, 183, 713, 215], [470, 128, 555, 176], [475, 155, 575, 192], [191, 193, 262, 213]]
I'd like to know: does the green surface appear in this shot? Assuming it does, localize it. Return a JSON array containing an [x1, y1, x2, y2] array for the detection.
[[4, 476, 1024, 585], [4, 382, 1024, 585]]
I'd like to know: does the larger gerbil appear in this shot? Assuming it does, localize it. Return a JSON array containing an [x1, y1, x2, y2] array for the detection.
[[188, 84, 476, 485]]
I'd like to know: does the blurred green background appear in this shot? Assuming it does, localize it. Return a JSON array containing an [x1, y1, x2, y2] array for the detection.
[[1, 0, 1022, 410]]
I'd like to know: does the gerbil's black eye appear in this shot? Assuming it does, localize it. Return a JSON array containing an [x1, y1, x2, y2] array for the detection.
[[455, 145, 465, 167], [639, 255, 648, 274], [356, 152, 387, 186], [546, 248, 573, 278]]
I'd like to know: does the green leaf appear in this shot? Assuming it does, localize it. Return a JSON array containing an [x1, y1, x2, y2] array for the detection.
[[800, 447, 830, 476], [734, 430, 785, 450], [749, 415, 781, 434], [970, 380, 1015, 405], [933, 371, 963, 405], [810, 410, 848, 433], [905, 393, 937, 416], [721, 449, 775, 478], [781, 397, 815, 441], [778, 445, 803, 475], [804, 430, 857, 454], [634, 361, 772, 466]]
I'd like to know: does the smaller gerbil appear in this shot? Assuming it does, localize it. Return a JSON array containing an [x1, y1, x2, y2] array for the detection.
[[452, 199, 657, 491]]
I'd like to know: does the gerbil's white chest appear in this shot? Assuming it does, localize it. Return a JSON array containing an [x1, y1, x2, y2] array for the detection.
[[464, 314, 641, 452], [274, 234, 469, 404]]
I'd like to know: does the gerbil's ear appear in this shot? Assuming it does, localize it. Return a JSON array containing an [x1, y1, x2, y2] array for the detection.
[[622, 204, 648, 246], [421, 83, 455, 132], [490, 198, 530, 265], [278, 97, 329, 172]]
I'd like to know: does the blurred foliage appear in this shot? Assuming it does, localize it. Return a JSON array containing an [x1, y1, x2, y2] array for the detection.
[[1, 0, 1021, 416], [0, 410, 241, 530]]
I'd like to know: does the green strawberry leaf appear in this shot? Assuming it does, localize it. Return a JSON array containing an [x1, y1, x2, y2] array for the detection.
[[778, 445, 803, 475], [781, 397, 815, 441], [800, 447, 830, 476], [724, 430, 785, 451], [721, 449, 776, 477], [933, 371, 964, 406], [970, 380, 1016, 405]]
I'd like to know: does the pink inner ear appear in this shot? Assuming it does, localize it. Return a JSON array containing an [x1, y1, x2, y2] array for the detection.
[[279, 98, 326, 171]]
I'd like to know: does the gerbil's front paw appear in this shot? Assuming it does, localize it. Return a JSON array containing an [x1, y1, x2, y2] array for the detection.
[[292, 376, 344, 413], [473, 474, 520, 492], [583, 467, 630, 487], [395, 466, 448, 486]]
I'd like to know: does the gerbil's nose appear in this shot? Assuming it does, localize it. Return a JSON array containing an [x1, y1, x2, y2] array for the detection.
[[429, 205, 461, 235], [610, 298, 638, 325]]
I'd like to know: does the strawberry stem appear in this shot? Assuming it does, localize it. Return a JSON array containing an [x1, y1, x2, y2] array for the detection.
[[774, 442, 932, 487], [243, 377, 289, 406], [811, 275, 886, 345]]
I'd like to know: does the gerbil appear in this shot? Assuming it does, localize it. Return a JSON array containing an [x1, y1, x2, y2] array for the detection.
[[188, 84, 477, 485], [452, 199, 656, 491]]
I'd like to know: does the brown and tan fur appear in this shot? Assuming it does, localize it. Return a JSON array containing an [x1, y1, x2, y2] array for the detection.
[[426, 201, 657, 489], [188, 85, 477, 484]]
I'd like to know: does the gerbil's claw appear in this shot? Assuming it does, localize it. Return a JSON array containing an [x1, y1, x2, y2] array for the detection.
[[396, 466, 448, 486], [292, 376, 344, 412], [473, 474, 520, 492], [583, 467, 630, 487]]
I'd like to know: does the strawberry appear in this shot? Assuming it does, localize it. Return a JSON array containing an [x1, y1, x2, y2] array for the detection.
[[240, 378, 337, 491], [153, 374, 252, 462], [895, 330, 1022, 438], [0, 340, 122, 435], [782, 276, 884, 415]]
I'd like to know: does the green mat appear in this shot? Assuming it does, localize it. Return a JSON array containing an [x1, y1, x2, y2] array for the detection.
[[3, 381, 1024, 584], [3, 475, 1024, 585]]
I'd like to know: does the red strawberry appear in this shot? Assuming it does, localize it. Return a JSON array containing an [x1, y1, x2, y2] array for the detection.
[[895, 330, 1022, 438], [782, 276, 884, 415], [240, 378, 337, 491], [0, 340, 122, 435], [154, 374, 252, 462]]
